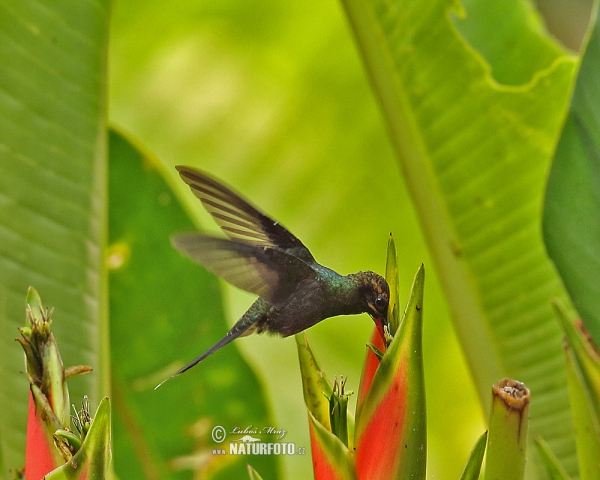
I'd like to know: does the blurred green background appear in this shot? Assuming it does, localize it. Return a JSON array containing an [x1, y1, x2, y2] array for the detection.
[[107, 0, 591, 479]]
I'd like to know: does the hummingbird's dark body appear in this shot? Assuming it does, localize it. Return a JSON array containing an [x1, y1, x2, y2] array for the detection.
[[156, 166, 389, 388]]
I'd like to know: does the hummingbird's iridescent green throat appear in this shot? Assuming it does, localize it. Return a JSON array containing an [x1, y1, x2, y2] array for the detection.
[[155, 166, 389, 389]]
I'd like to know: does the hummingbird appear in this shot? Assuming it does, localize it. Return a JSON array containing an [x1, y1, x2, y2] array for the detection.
[[155, 166, 389, 389]]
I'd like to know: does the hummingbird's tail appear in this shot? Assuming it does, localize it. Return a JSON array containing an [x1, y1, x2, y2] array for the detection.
[[154, 320, 255, 390]]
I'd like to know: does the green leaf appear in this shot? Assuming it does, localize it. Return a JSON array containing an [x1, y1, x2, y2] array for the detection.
[[534, 436, 572, 480], [553, 299, 600, 419], [26, 287, 43, 320], [308, 410, 356, 480], [0, 1, 109, 474], [247, 464, 265, 480], [564, 344, 600, 480], [296, 333, 334, 431], [452, 0, 566, 86], [108, 129, 279, 480], [553, 299, 600, 480], [385, 235, 400, 335], [341, 0, 577, 473], [458, 431, 487, 480], [543, 1, 600, 346]]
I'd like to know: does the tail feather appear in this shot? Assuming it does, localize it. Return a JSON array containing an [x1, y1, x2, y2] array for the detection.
[[154, 320, 254, 390]]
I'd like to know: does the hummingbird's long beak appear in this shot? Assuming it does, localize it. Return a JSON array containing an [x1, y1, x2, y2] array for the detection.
[[371, 313, 389, 345]]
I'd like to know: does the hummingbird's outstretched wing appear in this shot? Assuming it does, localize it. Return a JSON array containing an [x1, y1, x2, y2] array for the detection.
[[176, 166, 315, 264], [172, 234, 317, 305]]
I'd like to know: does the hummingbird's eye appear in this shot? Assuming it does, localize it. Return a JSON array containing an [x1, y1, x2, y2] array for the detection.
[[374, 295, 387, 310]]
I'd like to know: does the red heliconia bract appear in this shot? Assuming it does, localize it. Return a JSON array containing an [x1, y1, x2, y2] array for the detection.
[[356, 357, 408, 478], [357, 328, 386, 411], [25, 391, 58, 479], [298, 262, 426, 480]]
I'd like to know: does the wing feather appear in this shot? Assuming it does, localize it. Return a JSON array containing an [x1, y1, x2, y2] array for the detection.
[[172, 234, 317, 305], [176, 166, 315, 263]]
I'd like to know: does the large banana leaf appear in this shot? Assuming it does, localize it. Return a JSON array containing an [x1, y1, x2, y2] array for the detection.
[[544, 1, 600, 345], [341, 0, 577, 474], [0, 1, 109, 475]]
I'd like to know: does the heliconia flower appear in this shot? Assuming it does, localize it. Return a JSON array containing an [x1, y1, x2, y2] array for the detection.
[[354, 265, 426, 480], [296, 236, 426, 480], [18, 288, 72, 477], [16, 287, 108, 479], [44, 397, 112, 480]]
